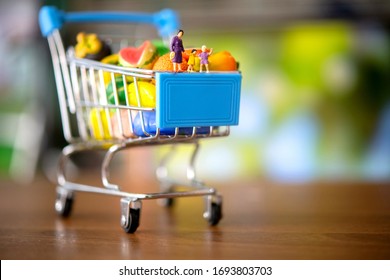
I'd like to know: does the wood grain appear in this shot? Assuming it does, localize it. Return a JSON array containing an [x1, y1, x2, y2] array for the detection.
[[0, 175, 389, 260]]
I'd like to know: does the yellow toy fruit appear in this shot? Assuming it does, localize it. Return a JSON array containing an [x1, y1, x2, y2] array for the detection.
[[89, 108, 112, 140], [75, 32, 111, 61], [100, 54, 120, 85], [75, 32, 101, 58], [127, 82, 156, 108], [101, 53, 119, 65]]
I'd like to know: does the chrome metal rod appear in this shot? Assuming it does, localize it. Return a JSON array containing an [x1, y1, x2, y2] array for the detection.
[[187, 142, 200, 182], [101, 143, 126, 190], [61, 181, 216, 200]]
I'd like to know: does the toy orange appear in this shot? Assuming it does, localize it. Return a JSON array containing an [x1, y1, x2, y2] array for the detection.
[[152, 53, 188, 72], [209, 51, 238, 71]]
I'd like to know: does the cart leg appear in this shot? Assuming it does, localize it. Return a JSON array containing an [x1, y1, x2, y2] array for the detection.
[[57, 143, 85, 187], [55, 186, 74, 217], [156, 145, 176, 182], [55, 144, 85, 217], [156, 146, 177, 207], [186, 142, 199, 182], [203, 193, 223, 226], [120, 198, 142, 233], [156, 142, 203, 186], [102, 143, 125, 190]]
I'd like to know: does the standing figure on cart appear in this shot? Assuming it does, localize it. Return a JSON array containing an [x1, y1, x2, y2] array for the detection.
[[170, 29, 185, 72], [199, 45, 213, 73]]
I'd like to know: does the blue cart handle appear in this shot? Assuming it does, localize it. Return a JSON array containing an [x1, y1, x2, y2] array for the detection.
[[39, 6, 179, 38]]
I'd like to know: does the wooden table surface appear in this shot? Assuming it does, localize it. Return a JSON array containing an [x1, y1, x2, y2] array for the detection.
[[1, 174, 390, 260]]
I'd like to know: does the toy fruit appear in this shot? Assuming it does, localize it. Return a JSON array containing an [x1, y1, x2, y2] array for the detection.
[[106, 76, 128, 105], [209, 51, 238, 71], [152, 40, 170, 56], [152, 52, 188, 72], [89, 108, 112, 140], [105, 76, 134, 104], [133, 111, 167, 136], [119, 40, 159, 69], [101, 53, 119, 65], [75, 32, 112, 61], [101, 54, 120, 84], [127, 81, 156, 108]]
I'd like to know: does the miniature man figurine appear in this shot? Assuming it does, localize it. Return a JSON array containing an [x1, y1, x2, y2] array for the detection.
[[170, 29, 185, 72], [198, 45, 213, 73], [187, 49, 197, 72]]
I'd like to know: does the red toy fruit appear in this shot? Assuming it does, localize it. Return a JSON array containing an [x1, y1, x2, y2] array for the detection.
[[119, 40, 159, 69]]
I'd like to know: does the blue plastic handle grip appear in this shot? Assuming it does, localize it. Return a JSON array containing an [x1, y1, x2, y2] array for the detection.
[[38, 6, 179, 38]]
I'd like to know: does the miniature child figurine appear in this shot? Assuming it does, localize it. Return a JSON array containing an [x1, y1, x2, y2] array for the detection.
[[187, 49, 197, 72], [198, 45, 213, 73], [170, 29, 185, 72]]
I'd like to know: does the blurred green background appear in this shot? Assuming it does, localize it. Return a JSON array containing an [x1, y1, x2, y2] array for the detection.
[[0, 0, 389, 184]]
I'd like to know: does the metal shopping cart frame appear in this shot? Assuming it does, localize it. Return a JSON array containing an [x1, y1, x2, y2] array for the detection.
[[39, 6, 241, 233]]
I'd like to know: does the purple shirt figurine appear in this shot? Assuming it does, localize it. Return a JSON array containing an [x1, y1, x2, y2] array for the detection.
[[170, 30, 184, 63], [198, 45, 213, 73], [199, 52, 210, 65]]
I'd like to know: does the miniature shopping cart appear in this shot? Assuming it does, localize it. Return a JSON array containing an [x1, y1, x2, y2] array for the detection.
[[39, 6, 241, 233]]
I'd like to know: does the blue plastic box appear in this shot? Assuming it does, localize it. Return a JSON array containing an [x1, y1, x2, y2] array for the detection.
[[156, 72, 241, 129]]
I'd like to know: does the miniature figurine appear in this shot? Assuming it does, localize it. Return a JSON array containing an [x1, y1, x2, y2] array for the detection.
[[187, 49, 197, 72], [198, 45, 213, 73], [170, 29, 185, 72]]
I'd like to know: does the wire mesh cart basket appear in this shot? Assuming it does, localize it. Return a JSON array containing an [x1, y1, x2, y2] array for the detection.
[[39, 6, 242, 233]]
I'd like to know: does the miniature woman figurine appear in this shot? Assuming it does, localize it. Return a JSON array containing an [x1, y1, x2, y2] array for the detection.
[[187, 49, 197, 72], [170, 29, 185, 72], [198, 45, 213, 73]]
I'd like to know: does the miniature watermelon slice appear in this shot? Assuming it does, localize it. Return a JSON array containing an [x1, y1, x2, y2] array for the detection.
[[119, 40, 159, 69]]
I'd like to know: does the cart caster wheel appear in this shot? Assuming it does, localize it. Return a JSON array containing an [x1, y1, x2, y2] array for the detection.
[[121, 198, 141, 234], [208, 202, 223, 226], [55, 191, 74, 217], [122, 208, 140, 233]]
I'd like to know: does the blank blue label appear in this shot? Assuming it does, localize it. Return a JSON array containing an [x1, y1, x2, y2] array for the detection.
[[156, 72, 241, 128]]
